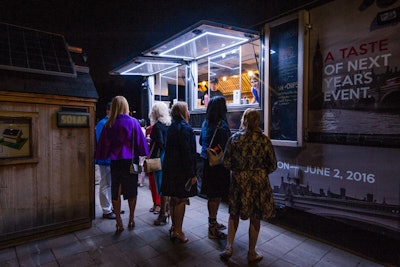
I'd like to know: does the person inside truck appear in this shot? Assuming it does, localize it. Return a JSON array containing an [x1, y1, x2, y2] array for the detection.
[[250, 73, 260, 104], [209, 77, 224, 99]]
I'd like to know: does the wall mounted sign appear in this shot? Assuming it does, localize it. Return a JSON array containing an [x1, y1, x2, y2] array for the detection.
[[57, 112, 90, 127]]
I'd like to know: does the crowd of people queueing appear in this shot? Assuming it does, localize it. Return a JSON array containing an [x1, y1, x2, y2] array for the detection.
[[95, 95, 277, 263]]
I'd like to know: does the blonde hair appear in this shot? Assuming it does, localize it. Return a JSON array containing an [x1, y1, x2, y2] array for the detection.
[[171, 101, 189, 123], [240, 108, 260, 132], [149, 101, 172, 126], [105, 96, 129, 128]]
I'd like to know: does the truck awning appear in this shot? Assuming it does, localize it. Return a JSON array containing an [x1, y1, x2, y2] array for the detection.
[[110, 20, 259, 76]]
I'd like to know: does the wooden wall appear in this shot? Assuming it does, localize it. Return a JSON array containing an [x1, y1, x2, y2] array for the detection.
[[0, 91, 96, 248]]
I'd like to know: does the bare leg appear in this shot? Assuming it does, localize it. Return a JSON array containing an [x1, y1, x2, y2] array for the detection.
[[220, 215, 239, 260], [169, 197, 176, 235], [227, 215, 239, 249], [154, 195, 169, 225], [248, 217, 262, 262], [113, 184, 123, 232], [128, 197, 136, 229], [208, 197, 227, 239], [160, 195, 168, 215], [172, 198, 188, 243], [207, 197, 220, 220]]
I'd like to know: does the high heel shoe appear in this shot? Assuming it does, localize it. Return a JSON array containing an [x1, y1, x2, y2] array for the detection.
[[154, 213, 169, 226], [128, 221, 135, 230], [172, 231, 188, 243], [116, 223, 124, 232], [220, 247, 233, 261], [169, 226, 175, 241], [247, 251, 263, 262], [116, 217, 124, 233]]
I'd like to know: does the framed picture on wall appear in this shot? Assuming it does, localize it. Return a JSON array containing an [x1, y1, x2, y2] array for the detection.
[[0, 111, 38, 164]]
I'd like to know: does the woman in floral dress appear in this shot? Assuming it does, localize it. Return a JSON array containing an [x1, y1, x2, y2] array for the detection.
[[220, 108, 277, 263]]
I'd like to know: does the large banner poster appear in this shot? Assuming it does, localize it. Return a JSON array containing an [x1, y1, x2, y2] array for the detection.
[[308, 0, 400, 146], [269, 0, 400, 235]]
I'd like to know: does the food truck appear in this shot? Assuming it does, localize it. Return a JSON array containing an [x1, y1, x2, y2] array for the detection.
[[111, 0, 400, 238]]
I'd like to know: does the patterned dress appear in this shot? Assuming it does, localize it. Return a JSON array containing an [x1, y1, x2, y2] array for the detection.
[[223, 129, 277, 220]]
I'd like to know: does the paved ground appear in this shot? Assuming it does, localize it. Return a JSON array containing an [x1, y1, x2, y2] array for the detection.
[[0, 178, 386, 267]]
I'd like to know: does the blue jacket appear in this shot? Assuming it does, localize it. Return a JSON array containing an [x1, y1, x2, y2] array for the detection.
[[95, 116, 110, 165], [199, 119, 231, 159]]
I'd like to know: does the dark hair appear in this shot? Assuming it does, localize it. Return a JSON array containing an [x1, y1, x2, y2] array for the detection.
[[106, 102, 111, 110], [139, 119, 146, 127], [206, 96, 227, 125], [210, 77, 218, 84]]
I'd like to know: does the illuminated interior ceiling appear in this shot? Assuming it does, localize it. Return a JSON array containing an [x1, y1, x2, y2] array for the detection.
[[110, 21, 259, 76], [110, 56, 183, 76]]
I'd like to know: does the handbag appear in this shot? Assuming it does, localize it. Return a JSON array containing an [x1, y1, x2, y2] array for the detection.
[[144, 143, 162, 173], [206, 121, 224, 167], [130, 120, 142, 174]]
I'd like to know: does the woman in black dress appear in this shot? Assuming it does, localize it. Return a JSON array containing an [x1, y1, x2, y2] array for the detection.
[[161, 101, 197, 243], [199, 96, 231, 239]]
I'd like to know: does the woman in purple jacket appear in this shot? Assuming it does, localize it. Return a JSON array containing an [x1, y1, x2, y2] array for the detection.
[[95, 96, 148, 232]]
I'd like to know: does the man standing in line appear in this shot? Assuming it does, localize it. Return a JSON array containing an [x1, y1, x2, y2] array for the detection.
[[95, 102, 115, 219]]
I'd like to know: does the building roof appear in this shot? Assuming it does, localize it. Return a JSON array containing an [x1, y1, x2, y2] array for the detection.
[[0, 69, 98, 99], [0, 22, 98, 99]]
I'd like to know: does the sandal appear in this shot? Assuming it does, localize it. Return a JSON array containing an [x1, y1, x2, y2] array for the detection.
[[208, 225, 227, 240], [154, 213, 169, 226], [115, 217, 124, 233], [153, 205, 161, 214], [215, 222, 226, 230], [220, 247, 233, 261], [247, 251, 263, 262], [172, 231, 188, 243]]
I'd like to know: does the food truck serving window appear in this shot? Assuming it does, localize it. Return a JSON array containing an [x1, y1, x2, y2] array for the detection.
[[194, 39, 261, 109], [110, 20, 260, 111]]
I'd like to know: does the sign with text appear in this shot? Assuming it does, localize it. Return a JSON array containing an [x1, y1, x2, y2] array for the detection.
[[308, 0, 400, 146], [57, 112, 90, 127]]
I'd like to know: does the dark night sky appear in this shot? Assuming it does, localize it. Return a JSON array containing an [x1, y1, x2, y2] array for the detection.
[[1, 0, 315, 83], [1, 0, 316, 118]]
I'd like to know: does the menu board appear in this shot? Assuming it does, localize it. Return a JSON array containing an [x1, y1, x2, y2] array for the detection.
[[269, 18, 299, 142]]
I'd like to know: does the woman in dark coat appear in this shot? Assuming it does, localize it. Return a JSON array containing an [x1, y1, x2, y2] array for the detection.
[[161, 101, 197, 243], [199, 96, 231, 239], [148, 102, 171, 225]]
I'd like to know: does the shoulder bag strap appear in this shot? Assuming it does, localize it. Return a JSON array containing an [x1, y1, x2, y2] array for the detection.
[[148, 142, 156, 158], [131, 119, 135, 165], [208, 121, 221, 148]]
